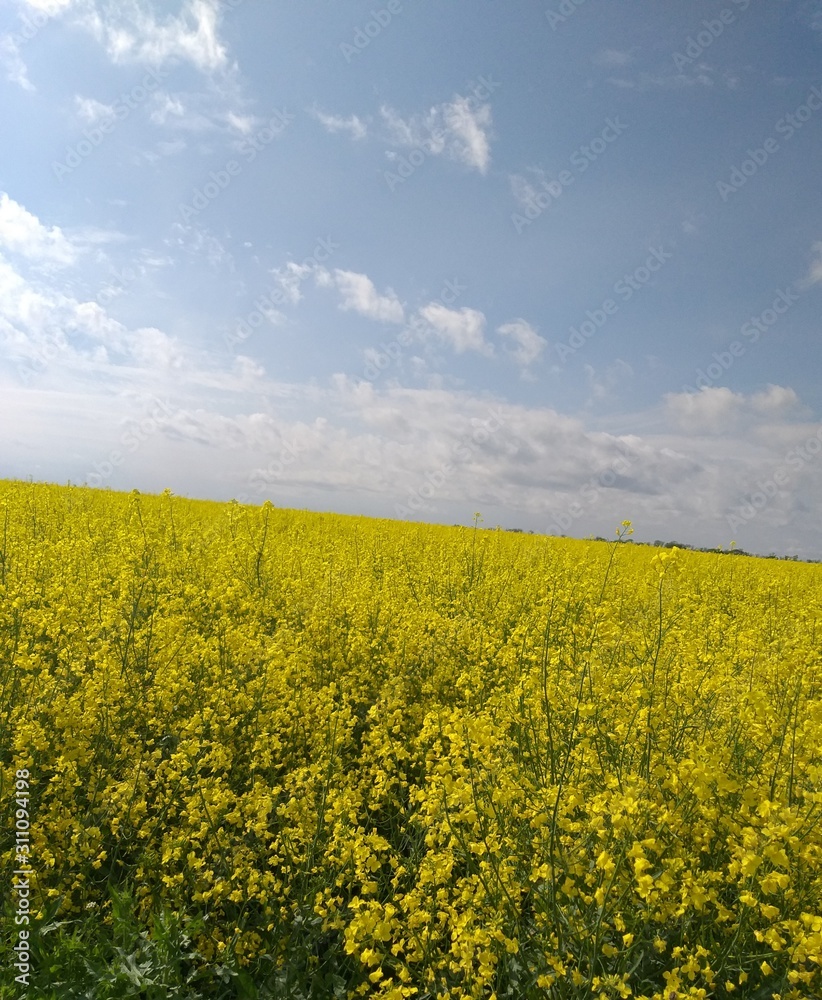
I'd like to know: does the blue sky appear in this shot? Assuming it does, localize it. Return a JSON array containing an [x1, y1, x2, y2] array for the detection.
[[1, 0, 821, 556]]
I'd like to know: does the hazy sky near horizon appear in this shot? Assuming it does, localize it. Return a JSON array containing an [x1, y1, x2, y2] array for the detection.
[[1, 0, 821, 555]]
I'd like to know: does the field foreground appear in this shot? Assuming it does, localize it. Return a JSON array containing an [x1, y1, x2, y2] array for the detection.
[[1, 481, 822, 999]]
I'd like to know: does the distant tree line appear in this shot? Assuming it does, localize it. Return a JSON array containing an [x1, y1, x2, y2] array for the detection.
[[498, 528, 820, 564]]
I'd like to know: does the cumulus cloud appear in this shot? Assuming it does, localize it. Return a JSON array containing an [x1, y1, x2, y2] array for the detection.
[[664, 385, 805, 435], [418, 304, 493, 356], [318, 269, 404, 323], [0, 255, 186, 375], [0, 198, 186, 380], [233, 354, 265, 381], [129, 326, 184, 370], [4, 319, 821, 555], [0, 193, 78, 267]]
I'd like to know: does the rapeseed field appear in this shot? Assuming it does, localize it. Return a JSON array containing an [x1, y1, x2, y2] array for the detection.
[[1, 480, 821, 999]]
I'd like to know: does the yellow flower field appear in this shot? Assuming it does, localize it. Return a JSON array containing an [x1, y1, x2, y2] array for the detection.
[[1, 480, 821, 999]]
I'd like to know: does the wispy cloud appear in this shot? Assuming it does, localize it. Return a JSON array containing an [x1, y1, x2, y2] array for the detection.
[[149, 92, 187, 125], [84, 0, 231, 73], [593, 48, 634, 68], [22, 0, 77, 13], [381, 94, 494, 173], [310, 108, 367, 140], [604, 61, 741, 91], [803, 241, 822, 286], [75, 95, 116, 124], [224, 110, 257, 135], [0, 35, 34, 91], [509, 168, 558, 211]]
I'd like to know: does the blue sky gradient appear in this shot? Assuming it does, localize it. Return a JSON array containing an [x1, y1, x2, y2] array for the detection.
[[1, 0, 821, 555]]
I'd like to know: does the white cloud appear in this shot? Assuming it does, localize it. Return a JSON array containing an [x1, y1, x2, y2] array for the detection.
[[23, 0, 76, 13], [324, 269, 404, 323], [7, 2, 235, 94], [497, 319, 546, 367], [0, 231, 188, 380], [4, 335, 822, 556], [381, 94, 494, 173], [129, 327, 184, 370], [233, 354, 264, 381], [272, 261, 314, 306], [418, 304, 493, 356], [0, 194, 78, 267], [148, 91, 253, 134], [224, 110, 257, 135], [149, 92, 186, 125], [85, 0, 230, 73], [311, 108, 367, 140], [749, 384, 805, 415], [75, 95, 115, 124], [0, 35, 34, 91], [664, 385, 805, 435], [441, 96, 492, 173], [804, 241, 822, 286]]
